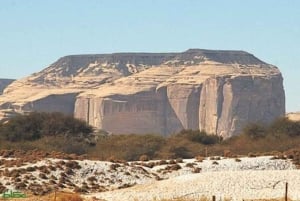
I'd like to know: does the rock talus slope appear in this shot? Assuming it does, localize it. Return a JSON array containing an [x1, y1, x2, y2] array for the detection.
[[0, 49, 285, 137]]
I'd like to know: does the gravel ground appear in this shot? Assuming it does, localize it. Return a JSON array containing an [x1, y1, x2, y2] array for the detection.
[[1, 155, 298, 200]]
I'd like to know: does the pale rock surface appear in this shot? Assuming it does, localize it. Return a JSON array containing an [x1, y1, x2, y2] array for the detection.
[[0, 49, 285, 137], [0, 79, 15, 122], [0, 53, 161, 116], [75, 50, 285, 137], [287, 112, 300, 121]]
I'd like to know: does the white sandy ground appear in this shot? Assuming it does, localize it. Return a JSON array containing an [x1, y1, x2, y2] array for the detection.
[[0, 156, 299, 200], [84, 157, 299, 201], [89, 169, 300, 201]]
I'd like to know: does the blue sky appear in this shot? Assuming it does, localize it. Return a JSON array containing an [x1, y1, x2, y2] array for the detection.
[[0, 0, 299, 112]]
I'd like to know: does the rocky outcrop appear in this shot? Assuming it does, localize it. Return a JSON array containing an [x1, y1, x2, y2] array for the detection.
[[75, 61, 284, 137], [0, 49, 285, 137], [0, 53, 176, 122]]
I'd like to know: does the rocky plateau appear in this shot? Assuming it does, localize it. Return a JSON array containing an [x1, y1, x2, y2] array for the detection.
[[0, 49, 285, 137]]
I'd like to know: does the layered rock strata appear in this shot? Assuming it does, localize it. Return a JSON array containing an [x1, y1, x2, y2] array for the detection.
[[0, 49, 285, 137]]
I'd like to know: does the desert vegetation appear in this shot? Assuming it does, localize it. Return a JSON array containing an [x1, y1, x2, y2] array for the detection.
[[88, 118, 300, 163], [0, 114, 300, 200], [0, 112, 94, 154], [0, 113, 299, 162], [0, 112, 93, 141]]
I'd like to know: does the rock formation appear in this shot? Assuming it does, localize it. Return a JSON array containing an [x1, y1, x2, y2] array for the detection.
[[0, 49, 285, 138], [0, 79, 15, 121]]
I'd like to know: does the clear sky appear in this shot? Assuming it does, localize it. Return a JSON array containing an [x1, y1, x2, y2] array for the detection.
[[0, 0, 299, 112]]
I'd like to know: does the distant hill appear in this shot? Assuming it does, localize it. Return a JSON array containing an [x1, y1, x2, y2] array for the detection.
[[287, 112, 300, 121]]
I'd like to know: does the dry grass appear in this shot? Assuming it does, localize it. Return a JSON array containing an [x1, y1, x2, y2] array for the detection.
[[1, 121, 300, 162], [1, 134, 300, 163], [87, 130, 300, 161]]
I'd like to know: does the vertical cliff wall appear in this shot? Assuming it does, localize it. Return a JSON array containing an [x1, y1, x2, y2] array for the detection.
[[216, 74, 285, 138], [22, 93, 79, 115], [75, 89, 183, 136], [74, 63, 285, 137]]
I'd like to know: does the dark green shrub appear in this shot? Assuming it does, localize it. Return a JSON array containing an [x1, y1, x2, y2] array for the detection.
[[242, 123, 267, 139], [269, 117, 300, 137], [0, 112, 93, 142], [0, 113, 43, 141], [169, 146, 193, 158], [93, 134, 165, 161], [34, 136, 90, 155], [176, 129, 220, 145]]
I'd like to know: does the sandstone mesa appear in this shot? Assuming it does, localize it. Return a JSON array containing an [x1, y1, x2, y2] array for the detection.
[[0, 49, 285, 138]]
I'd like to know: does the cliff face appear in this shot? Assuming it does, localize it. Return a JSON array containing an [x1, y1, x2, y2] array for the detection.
[[74, 61, 284, 137], [0, 49, 285, 137]]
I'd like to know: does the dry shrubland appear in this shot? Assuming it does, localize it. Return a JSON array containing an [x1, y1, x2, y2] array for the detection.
[[0, 113, 299, 162]]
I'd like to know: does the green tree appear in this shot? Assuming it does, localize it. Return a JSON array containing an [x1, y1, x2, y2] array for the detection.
[[242, 123, 267, 139], [0, 112, 93, 142]]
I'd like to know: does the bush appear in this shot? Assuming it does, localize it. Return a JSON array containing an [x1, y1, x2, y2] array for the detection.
[[139, 154, 149, 161], [92, 134, 165, 161], [0, 113, 43, 141], [169, 146, 193, 158], [35, 136, 90, 155], [269, 117, 300, 137], [241, 117, 300, 139], [242, 123, 267, 139], [176, 129, 220, 145], [0, 112, 93, 142]]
